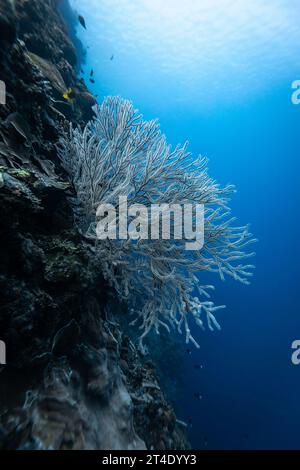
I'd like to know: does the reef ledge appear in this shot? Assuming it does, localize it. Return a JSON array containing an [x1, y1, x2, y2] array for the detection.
[[0, 0, 190, 450]]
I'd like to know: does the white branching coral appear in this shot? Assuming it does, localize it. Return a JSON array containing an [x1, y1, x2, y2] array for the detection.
[[57, 96, 255, 351]]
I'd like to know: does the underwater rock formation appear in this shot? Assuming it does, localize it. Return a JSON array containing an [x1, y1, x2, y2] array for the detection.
[[0, 0, 190, 450]]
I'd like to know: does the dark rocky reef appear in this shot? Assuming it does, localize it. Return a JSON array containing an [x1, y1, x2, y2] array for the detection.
[[0, 0, 190, 450]]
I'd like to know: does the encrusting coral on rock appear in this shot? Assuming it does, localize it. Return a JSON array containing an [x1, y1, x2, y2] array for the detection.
[[0, 0, 190, 450]]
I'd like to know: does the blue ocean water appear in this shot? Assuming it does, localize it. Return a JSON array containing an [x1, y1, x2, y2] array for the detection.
[[69, 0, 300, 449]]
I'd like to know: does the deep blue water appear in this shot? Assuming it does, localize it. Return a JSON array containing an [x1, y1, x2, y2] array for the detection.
[[68, 0, 300, 449]]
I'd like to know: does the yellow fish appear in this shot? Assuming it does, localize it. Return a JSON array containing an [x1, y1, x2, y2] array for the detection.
[[63, 88, 74, 101]]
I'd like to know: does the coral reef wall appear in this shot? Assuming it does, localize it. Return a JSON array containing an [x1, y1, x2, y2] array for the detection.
[[0, 0, 190, 450]]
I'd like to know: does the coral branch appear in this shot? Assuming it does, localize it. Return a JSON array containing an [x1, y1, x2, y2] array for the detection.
[[57, 96, 255, 350]]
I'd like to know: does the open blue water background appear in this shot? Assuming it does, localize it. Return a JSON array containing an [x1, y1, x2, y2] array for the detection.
[[68, 0, 300, 449]]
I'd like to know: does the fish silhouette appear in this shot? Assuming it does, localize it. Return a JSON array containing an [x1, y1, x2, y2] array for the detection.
[[78, 15, 86, 29]]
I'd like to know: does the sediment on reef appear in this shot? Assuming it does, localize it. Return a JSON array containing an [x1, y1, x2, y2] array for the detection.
[[0, 0, 190, 450]]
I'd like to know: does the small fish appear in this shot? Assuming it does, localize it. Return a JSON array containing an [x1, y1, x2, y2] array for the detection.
[[80, 68, 84, 74], [89, 78, 95, 84], [90, 69, 94, 77], [194, 392, 202, 400], [244, 433, 249, 440], [63, 88, 74, 101], [78, 15, 86, 29], [186, 348, 192, 355], [194, 364, 202, 370], [110, 54, 114, 61]]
